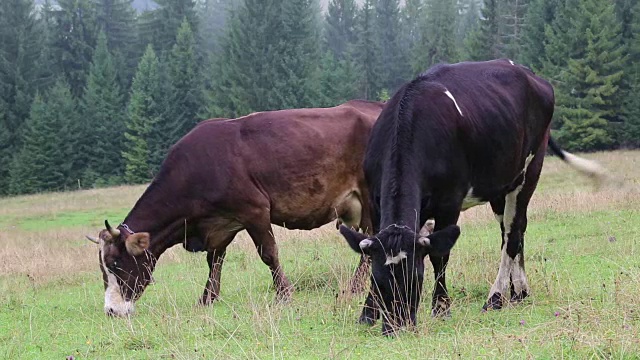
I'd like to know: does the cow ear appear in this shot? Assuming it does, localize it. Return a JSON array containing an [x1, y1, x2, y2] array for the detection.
[[418, 225, 460, 256], [125, 232, 150, 256], [339, 225, 370, 254]]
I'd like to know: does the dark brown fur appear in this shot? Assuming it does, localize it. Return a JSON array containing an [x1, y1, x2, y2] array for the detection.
[[95, 99, 384, 314]]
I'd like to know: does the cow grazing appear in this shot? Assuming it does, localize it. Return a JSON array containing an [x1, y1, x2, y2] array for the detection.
[[86, 99, 384, 317], [339, 59, 609, 336]]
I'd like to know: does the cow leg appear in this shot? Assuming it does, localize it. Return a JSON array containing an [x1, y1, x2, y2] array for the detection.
[[484, 151, 544, 310], [199, 248, 226, 305], [357, 281, 381, 325], [246, 220, 293, 302], [429, 212, 460, 318]]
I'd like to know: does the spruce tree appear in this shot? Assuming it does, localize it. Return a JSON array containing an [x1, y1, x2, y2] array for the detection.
[[166, 19, 204, 150], [316, 51, 362, 107], [123, 45, 163, 184], [81, 32, 126, 185], [520, 0, 559, 69], [620, 76, 640, 147], [93, 0, 138, 87], [9, 81, 77, 195], [205, 0, 322, 117], [0, 0, 45, 192], [149, 0, 199, 55], [411, 0, 459, 72], [355, 0, 383, 100], [456, 0, 481, 50], [374, 0, 411, 91], [500, 0, 530, 59], [324, 0, 358, 60], [544, 0, 625, 151], [465, 0, 501, 60], [274, 0, 322, 108], [50, 0, 98, 98], [197, 0, 235, 55]]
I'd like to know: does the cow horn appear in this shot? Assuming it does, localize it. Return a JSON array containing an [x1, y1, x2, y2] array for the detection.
[[85, 235, 99, 244], [105, 220, 120, 238]]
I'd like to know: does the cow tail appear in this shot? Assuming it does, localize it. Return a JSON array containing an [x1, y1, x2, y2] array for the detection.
[[547, 136, 609, 189]]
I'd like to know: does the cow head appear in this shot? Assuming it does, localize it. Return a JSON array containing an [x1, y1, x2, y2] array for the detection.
[[86, 220, 156, 317], [339, 223, 460, 336]]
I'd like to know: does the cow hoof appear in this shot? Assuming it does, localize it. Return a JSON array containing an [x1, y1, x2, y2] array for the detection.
[[275, 287, 294, 303], [510, 290, 529, 304], [357, 314, 377, 326], [482, 292, 505, 311], [431, 297, 451, 318], [431, 307, 452, 319], [198, 293, 218, 306]]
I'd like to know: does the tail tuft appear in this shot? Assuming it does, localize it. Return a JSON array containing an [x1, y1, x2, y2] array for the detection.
[[562, 152, 610, 190]]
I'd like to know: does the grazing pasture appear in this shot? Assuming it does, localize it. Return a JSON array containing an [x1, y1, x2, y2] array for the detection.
[[1, 150, 639, 359]]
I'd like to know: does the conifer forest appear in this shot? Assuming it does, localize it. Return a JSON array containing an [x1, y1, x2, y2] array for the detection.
[[1, 0, 639, 195]]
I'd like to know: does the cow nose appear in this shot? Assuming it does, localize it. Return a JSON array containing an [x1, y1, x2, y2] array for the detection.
[[105, 308, 116, 317]]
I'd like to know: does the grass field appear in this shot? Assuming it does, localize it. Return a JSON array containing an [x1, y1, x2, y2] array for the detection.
[[1, 150, 639, 359]]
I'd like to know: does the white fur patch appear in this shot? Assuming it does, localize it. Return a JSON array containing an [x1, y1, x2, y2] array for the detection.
[[385, 250, 407, 265], [462, 187, 486, 210], [100, 246, 135, 316], [444, 90, 464, 117], [509, 59, 515, 65], [488, 182, 523, 299], [510, 254, 529, 295]]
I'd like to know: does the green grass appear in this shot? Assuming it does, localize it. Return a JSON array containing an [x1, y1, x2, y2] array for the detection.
[[1, 151, 639, 359], [0, 208, 129, 231]]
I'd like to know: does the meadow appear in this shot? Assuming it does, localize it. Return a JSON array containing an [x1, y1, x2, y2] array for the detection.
[[1, 150, 639, 359]]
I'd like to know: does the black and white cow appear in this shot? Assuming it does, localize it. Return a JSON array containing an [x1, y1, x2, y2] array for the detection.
[[339, 59, 608, 336]]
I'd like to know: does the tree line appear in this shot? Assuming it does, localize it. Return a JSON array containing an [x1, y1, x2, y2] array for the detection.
[[1, 0, 639, 196]]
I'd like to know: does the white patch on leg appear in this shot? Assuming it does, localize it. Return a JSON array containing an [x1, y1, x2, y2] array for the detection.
[[101, 248, 134, 316], [444, 89, 464, 117], [385, 251, 407, 265], [488, 182, 523, 300], [510, 254, 530, 295]]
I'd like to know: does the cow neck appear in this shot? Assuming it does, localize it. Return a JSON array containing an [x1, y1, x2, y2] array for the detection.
[[379, 177, 422, 232], [120, 181, 188, 257]]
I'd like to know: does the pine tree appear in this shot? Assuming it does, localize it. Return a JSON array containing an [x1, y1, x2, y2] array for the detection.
[[0, 0, 46, 192], [465, 0, 501, 60], [355, 0, 383, 100], [316, 50, 362, 107], [324, 0, 358, 60], [80, 32, 126, 185], [456, 0, 481, 50], [411, 0, 459, 72], [273, 0, 322, 108], [148, 0, 199, 55], [9, 81, 77, 195], [197, 0, 235, 55], [544, 0, 625, 151], [519, 0, 559, 69], [50, 0, 99, 98], [166, 19, 204, 150], [123, 45, 163, 184], [374, 0, 411, 91], [205, 0, 322, 117], [620, 75, 640, 147], [93, 0, 138, 88], [500, 0, 530, 59]]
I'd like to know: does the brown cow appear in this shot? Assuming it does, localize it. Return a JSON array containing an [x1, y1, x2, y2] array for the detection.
[[86, 99, 384, 317]]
